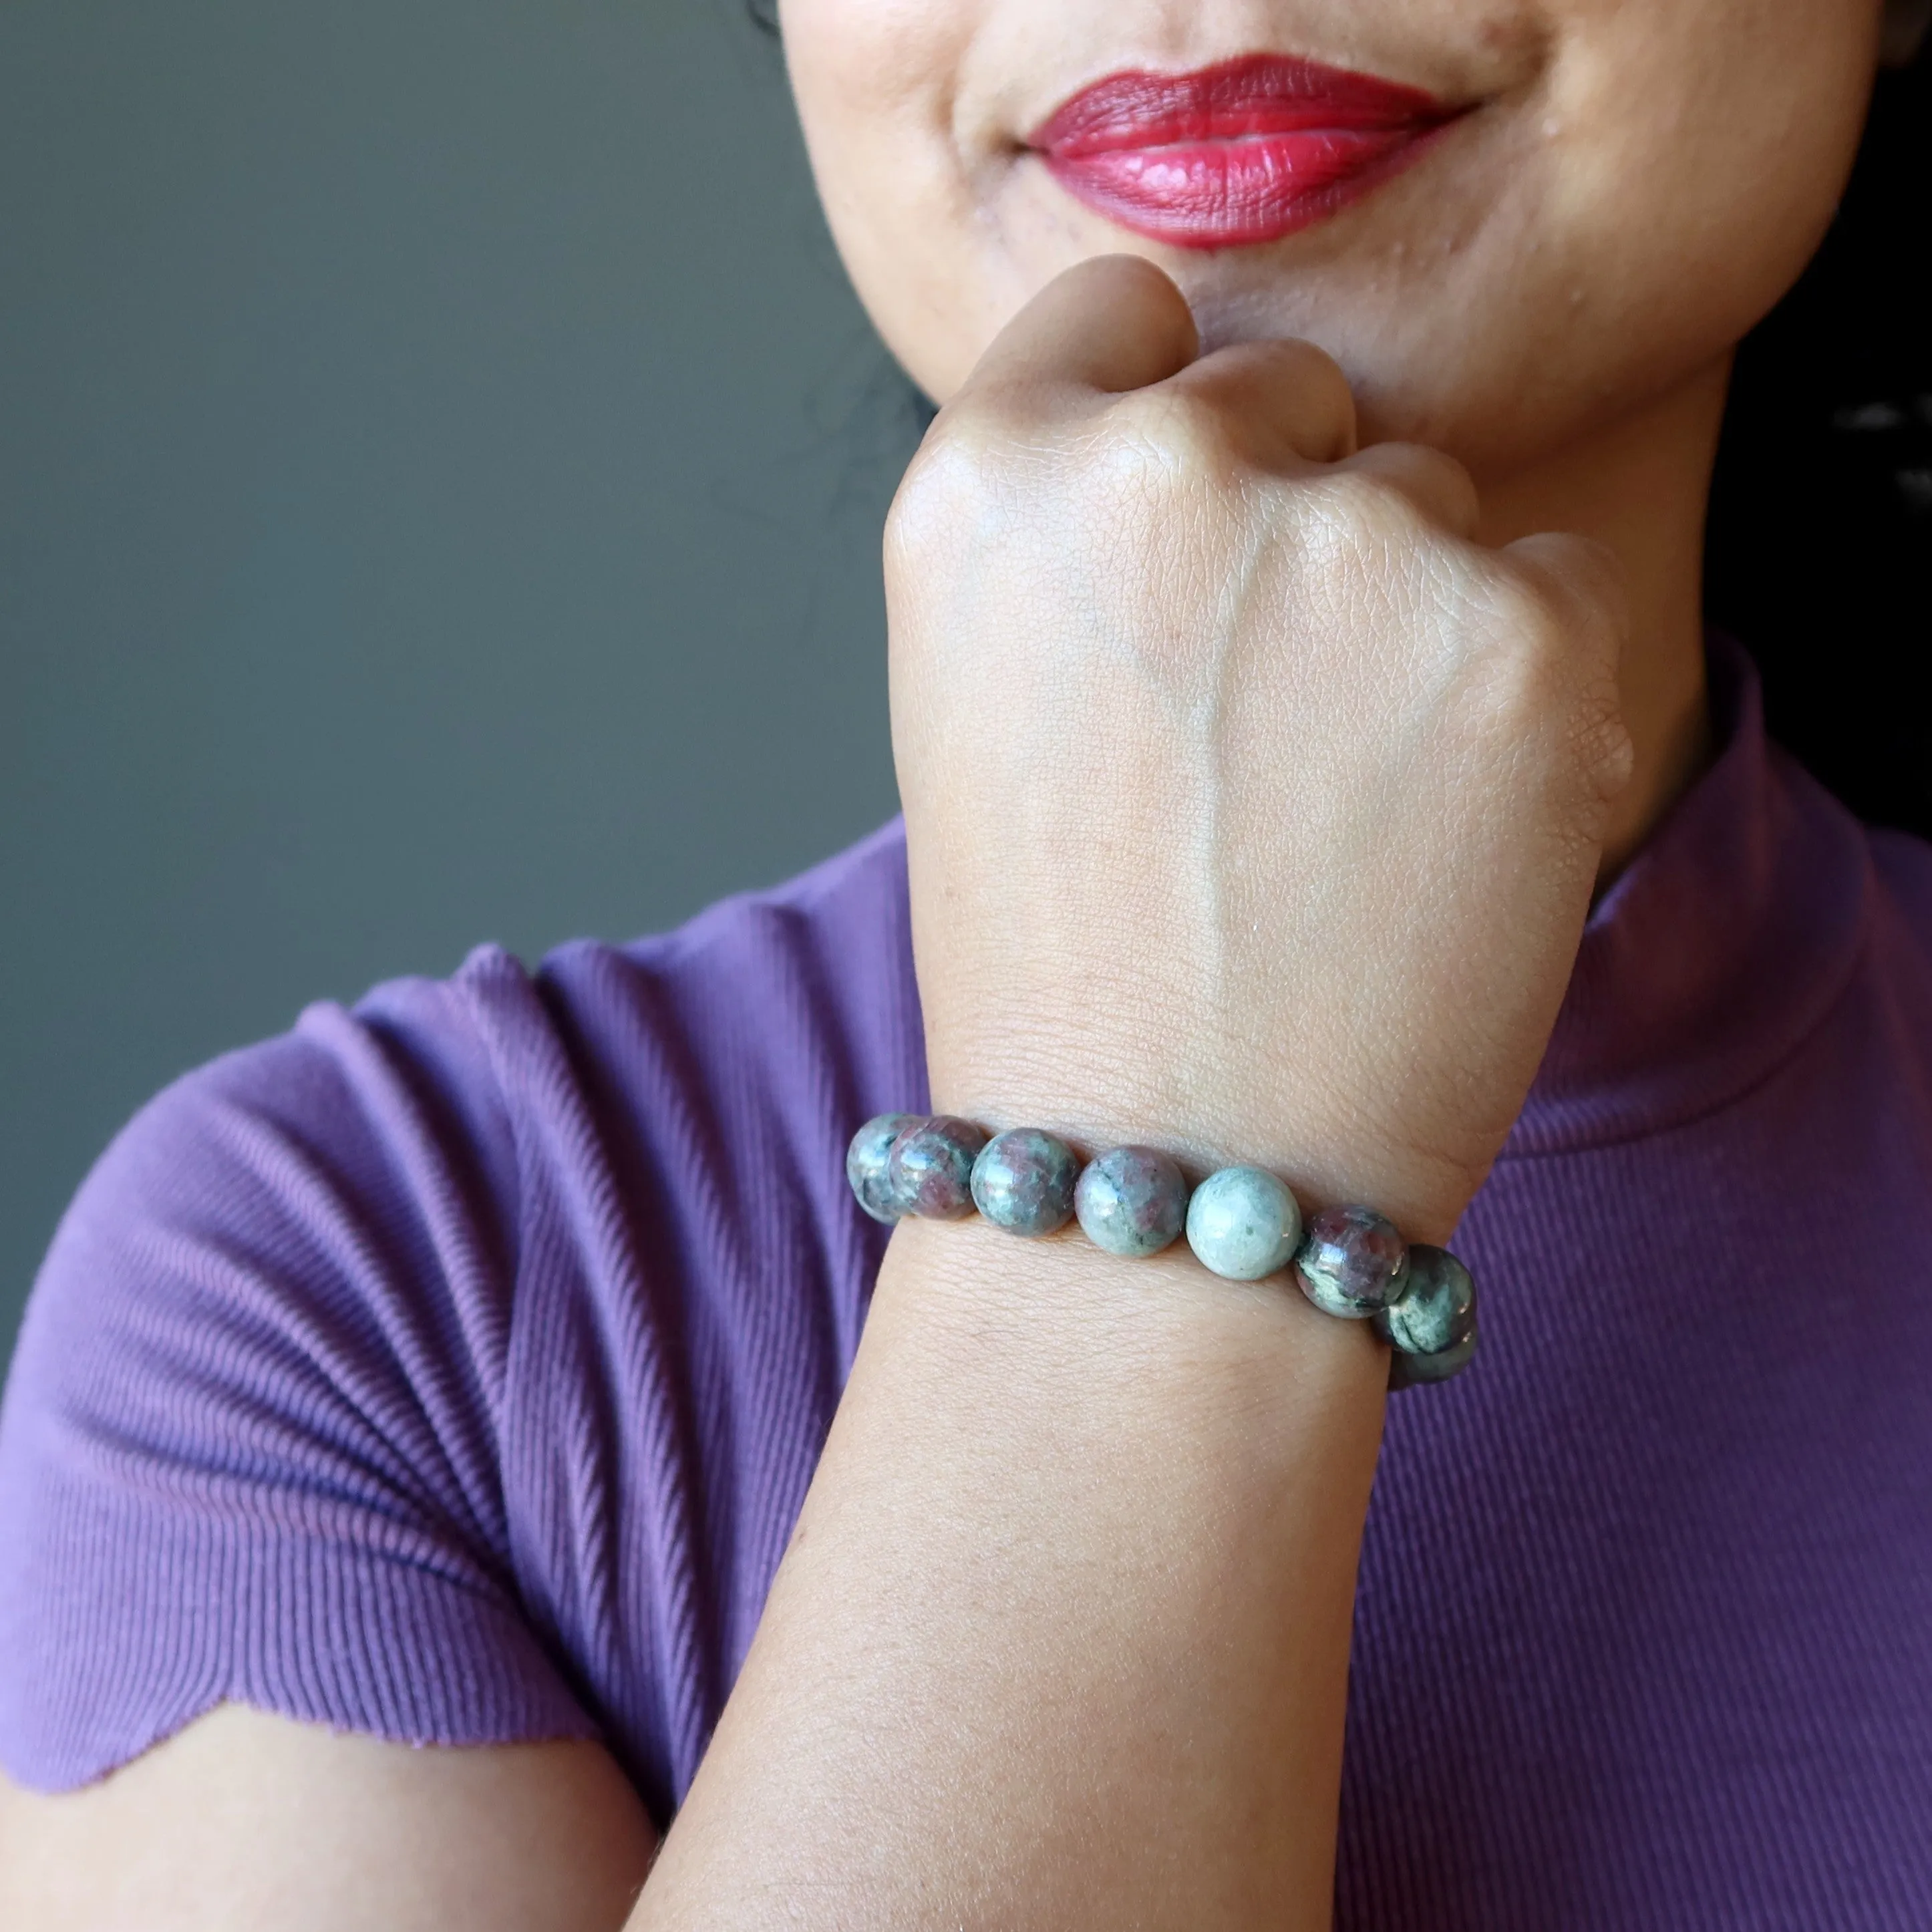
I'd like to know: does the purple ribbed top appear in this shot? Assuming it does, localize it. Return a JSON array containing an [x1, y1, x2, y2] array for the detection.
[[3, 640, 1931, 1926]]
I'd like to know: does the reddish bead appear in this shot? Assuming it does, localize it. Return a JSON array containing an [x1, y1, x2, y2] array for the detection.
[[888, 1116, 989, 1220], [1074, 1146, 1189, 1258], [1294, 1204, 1409, 1319], [971, 1128, 1080, 1237]]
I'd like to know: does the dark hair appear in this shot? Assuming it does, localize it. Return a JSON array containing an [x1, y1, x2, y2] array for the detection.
[[1708, 52, 1932, 835]]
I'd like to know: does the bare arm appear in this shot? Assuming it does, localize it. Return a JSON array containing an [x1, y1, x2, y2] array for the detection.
[[632, 259, 1627, 1929], [0, 1706, 656, 1931], [1, 259, 1624, 1932], [0, 1234, 1376, 1932], [637, 1220, 1386, 1929]]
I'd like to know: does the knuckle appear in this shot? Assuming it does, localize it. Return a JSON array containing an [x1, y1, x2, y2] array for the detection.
[[885, 444, 972, 565], [1464, 558, 1634, 806], [1408, 442, 1476, 494], [1324, 441, 1480, 540], [1396, 444, 1480, 520], [1299, 468, 1434, 556], [1476, 568, 1574, 655], [1099, 388, 1245, 489], [1170, 339, 1358, 464], [1291, 338, 1355, 409], [1361, 439, 1470, 494], [1501, 533, 1631, 641], [1580, 707, 1638, 804], [1247, 338, 1356, 428], [887, 404, 1033, 559]]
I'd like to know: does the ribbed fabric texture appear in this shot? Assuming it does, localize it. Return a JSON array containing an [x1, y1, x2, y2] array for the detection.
[[3, 641, 1931, 1923], [0, 818, 925, 1827]]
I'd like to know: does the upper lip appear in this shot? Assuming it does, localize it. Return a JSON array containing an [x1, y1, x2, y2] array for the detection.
[[1030, 52, 1460, 156], [1025, 53, 1466, 249]]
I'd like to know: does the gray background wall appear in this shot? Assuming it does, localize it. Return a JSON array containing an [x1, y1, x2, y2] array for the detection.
[[0, 0, 919, 1364]]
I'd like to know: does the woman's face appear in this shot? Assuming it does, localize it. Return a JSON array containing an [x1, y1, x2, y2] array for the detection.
[[781, 0, 1884, 480]]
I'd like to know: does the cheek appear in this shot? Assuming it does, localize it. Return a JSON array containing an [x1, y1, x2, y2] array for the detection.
[[782, 0, 1883, 454], [1294, 0, 1881, 467], [782, 0, 1011, 395], [1547, 0, 1877, 326]]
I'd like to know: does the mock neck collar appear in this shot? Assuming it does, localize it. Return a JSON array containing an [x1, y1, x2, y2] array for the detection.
[[1504, 635, 1873, 1158]]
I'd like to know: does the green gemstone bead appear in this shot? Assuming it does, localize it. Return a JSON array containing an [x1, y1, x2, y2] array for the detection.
[[1185, 1165, 1301, 1281], [971, 1128, 1081, 1237], [846, 1112, 924, 1223], [1075, 1146, 1188, 1258], [1375, 1244, 1477, 1357], [889, 1116, 989, 1220], [1388, 1315, 1479, 1391]]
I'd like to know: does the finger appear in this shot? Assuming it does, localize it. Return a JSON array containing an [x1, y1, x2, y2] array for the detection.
[[957, 255, 1199, 411], [1160, 337, 1358, 468], [1335, 440, 1482, 538]]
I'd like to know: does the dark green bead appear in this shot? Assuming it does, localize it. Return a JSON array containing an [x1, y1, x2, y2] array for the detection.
[[1375, 1244, 1476, 1357], [1388, 1315, 1480, 1391], [889, 1116, 989, 1220], [846, 1112, 923, 1223]]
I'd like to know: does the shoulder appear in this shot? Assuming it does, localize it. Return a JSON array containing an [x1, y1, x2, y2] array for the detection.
[[524, 814, 922, 1144], [0, 823, 922, 1803], [0, 964, 575, 1792], [19, 812, 921, 1422]]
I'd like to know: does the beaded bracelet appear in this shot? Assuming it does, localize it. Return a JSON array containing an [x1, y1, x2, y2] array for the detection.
[[846, 1113, 1478, 1391]]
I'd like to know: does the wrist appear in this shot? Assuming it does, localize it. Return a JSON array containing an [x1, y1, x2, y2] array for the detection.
[[923, 1038, 1486, 1247], [876, 1213, 1391, 1414], [872, 1213, 1390, 1470]]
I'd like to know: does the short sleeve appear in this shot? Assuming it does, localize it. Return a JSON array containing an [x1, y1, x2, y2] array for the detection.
[[0, 986, 598, 1792], [0, 822, 927, 1808]]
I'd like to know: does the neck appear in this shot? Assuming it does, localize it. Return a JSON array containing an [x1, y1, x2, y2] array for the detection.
[[1476, 356, 1731, 882]]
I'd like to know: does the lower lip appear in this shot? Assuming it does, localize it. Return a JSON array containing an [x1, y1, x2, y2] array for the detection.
[[1033, 55, 1460, 252]]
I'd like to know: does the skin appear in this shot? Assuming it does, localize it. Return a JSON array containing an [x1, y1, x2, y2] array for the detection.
[[0, 1710, 654, 1931], [2, 0, 1919, 1925]]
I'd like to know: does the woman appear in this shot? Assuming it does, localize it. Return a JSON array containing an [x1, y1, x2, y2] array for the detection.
[[3, 0, 1929, 1924]]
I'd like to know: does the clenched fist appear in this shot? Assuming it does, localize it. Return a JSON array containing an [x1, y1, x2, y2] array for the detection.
[[888, 255, 1632, 1242]]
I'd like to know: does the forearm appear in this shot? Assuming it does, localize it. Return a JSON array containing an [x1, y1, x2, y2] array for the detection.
[[633, 1213, 1386, 1931], [636, 250, 1627, 1929]]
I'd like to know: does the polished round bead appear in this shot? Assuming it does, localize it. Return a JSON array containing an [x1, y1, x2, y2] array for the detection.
[[971, 1128, 1080, 1237], [1294, 1204, 1409, 1319], [1374, 1244, 1477, 1357], [1185, 1165, 1302, 1281], [1074, 1146, 1189, 1258], [846, 1112, 925, 1224], [887, 1115, 989, 1220], [1388, 1315, 1479, 1392]]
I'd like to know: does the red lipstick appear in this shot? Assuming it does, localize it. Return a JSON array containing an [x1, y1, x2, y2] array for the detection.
[[1031, 53, 1461, 251]]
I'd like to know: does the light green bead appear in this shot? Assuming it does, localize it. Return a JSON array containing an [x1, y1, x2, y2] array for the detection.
[[1185, 1166, 1301, 1281]]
